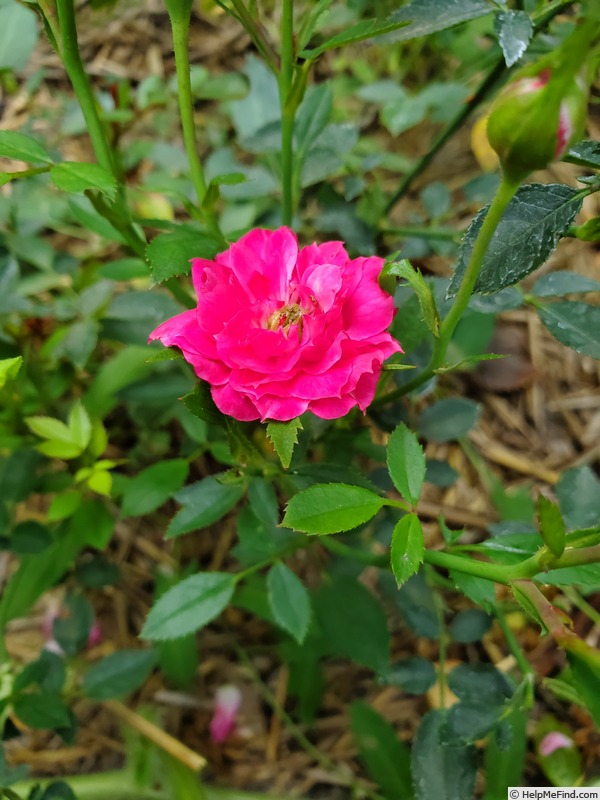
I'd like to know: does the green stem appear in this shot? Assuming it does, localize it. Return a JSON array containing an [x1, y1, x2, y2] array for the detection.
[[495, 605, 535, 679], [320, 536, 389, 567], [563, 586, 600, 628], [53, 0, 151, 263], [169, 8, 222, 241], [55, 0, 116, 176], [426, 541, 600, 586], [377, 173, 520, 403], [3, 166, 51, 183], [424, 549, 536, 585], [279, 0, 295, 226]]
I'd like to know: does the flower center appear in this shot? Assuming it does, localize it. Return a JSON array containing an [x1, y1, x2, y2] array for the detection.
[[266, 303, 307, 336]]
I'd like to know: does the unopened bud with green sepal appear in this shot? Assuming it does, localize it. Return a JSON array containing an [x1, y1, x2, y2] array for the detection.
[[486, 21, 596, 182]]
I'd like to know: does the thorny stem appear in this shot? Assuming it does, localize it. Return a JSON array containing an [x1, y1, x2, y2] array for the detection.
[[376, 173, 520, 403], [512, 580, 578, 642]]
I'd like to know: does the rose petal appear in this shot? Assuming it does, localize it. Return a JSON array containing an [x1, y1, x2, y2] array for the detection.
[[210, 685, 242, 744]]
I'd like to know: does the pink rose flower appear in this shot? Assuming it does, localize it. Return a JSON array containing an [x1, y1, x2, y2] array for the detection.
[[149, 227, 401, 422]]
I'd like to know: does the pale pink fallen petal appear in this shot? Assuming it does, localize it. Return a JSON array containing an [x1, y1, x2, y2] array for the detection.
[[539, 731, 575, 756], [210, 685, 242, 744]]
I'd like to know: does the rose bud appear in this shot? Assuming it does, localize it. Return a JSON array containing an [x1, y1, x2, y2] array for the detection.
[[486, 67, 587, 181]]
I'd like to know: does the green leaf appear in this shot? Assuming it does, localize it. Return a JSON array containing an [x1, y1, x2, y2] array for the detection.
[[350, 702, 414, 800], [448, 185, 582, 297], [483, 710, 527, 800], [419, 398, 480, 442], [392, 571, 440, 639], [411, 710, 478, 800], [266, 417, 303, 469], [564, 140, 600, 169], [14, 651, 65, 695], [122, 459, 189, 517], [300, 14, 411, 58], [68, 197, 127, 244], [0, 355, 22, 389], [556, 466, 600, 529], [52, 594, 95, 656], [564, 641, 600, 728], [448, 664, 514, 706], [83, 649, 157, 700], [391, 514, 425, 587], [387, 423, 426, 505], [447, 702, 503, 742], [181, 381, 224, 426], [296, 0, 334, 51], [167, 475, 245, 538], [36, 440, 84, 459], [531, 270, 600, 298], [146, 226, 221, 284], [534, 715, 581, 788], [201, 172, 246, 215], [295, 84, 333, 156], [38, 780, 77, 799], [387, 0, 491, 43], [449, 609, 493, 643], [0, 1, 37, 71], [0, 132, 51, 164], [494, 10, 533, 67], [449, 571, 496, 611], [25, 415, 75, 443], [141, 571, 235, 640], [379, 656, 436, 694], [13, 693, 71, 730], [25, 414, 85, 459], [301, 0, 491, 58], [267, 562, 311, 644], [282, 483, 384, 535], [313, 577, 390, 672], [384, 259, 440, 337], [67, 402, 92, 450], [50, 162, 117, 199], [7, 521, 52, 555], [146, 346, 185, 363], [538, 301, 600, 359], [99, 257, 148, 280], [538, 494, 566, 558]]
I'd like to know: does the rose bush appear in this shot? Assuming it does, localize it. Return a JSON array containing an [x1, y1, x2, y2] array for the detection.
[[150, 227, 401, 421]]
